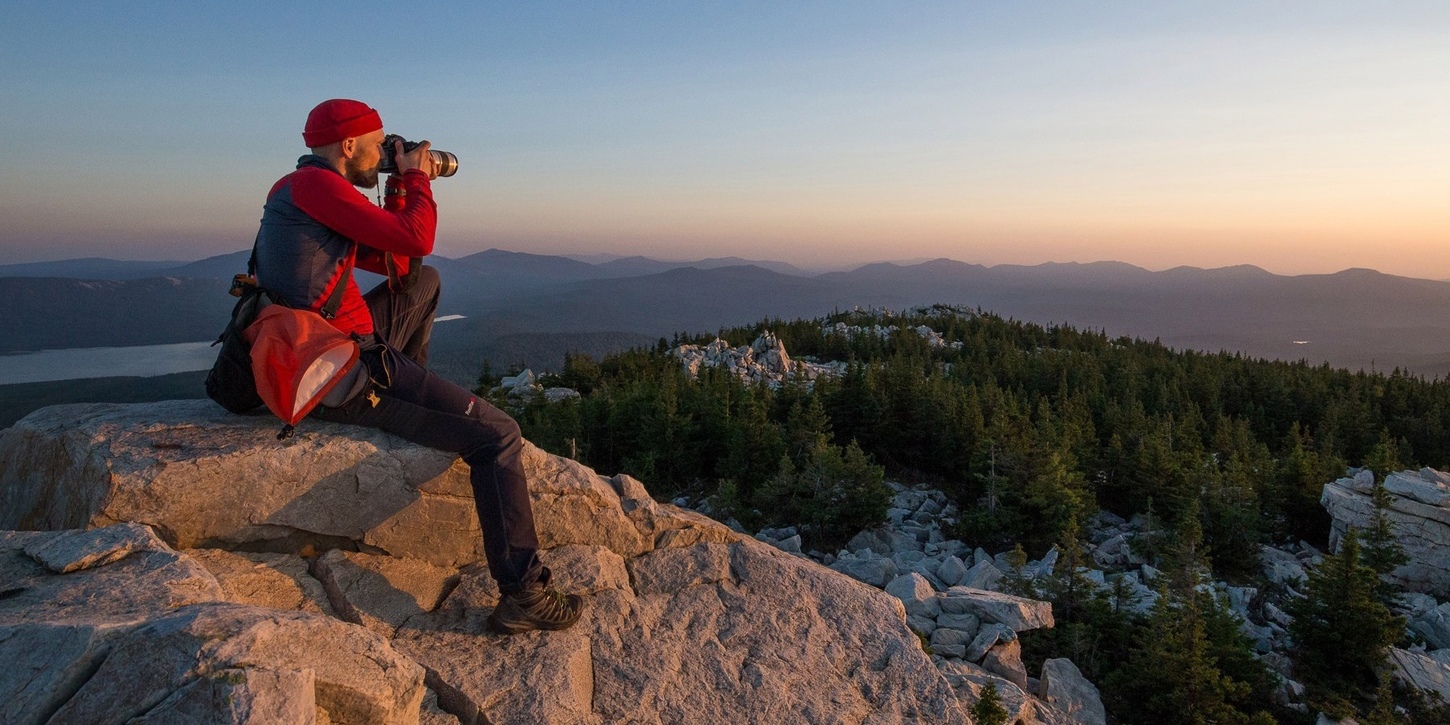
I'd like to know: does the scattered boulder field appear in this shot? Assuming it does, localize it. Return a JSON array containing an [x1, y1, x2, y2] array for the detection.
[[728, 464, 1450, 717]]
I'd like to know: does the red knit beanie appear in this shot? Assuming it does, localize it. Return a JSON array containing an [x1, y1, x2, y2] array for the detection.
[[303, 99, 382, 147]]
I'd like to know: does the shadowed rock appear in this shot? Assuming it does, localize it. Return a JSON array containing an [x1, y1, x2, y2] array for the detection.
[[0, 620, 138, 725], [309, 549, 458, 637], [942, 586, 1055, 632], [1390, 647, 1450, 702]]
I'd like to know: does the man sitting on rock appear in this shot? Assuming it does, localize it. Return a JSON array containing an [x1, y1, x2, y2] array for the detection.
[[252, 98, 583, 633]]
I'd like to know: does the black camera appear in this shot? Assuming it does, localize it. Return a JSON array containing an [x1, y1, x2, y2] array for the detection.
[[378, 133, 458, 178]]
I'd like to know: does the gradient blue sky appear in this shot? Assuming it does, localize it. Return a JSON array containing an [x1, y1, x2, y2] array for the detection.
[[2, 2, 1447, 275]]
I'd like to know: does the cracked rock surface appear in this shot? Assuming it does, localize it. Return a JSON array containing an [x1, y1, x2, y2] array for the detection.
[[1, 401, 971, 723]]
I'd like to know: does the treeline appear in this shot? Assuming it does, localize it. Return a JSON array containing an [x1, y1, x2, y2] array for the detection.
[[495, 306, 1447, 570], [486, 343, 892, 546]]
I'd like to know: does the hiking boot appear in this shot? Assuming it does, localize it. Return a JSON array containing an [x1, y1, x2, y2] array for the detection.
[[487, 585, 585, 634]]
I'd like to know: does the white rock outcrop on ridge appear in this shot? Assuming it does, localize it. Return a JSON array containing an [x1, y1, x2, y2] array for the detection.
[[824, 320, 964, 350], [1321, 468, 1450, 595], [672, 332, 841, 385], [1, 401, 970, 724]]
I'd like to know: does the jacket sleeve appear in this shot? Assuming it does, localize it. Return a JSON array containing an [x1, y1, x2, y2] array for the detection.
[[290, 167, 436, 258], [355, 245, 416, 287], [354, 245, 392, 276]]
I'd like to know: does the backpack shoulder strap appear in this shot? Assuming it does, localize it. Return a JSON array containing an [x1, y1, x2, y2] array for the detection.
[[319, 244, 357, 319]]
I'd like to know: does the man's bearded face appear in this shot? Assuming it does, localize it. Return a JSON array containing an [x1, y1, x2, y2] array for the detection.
[[344, 150, 380, 189]]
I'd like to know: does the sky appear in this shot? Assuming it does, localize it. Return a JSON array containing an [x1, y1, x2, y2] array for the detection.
[[1, 2, 1447, 276]]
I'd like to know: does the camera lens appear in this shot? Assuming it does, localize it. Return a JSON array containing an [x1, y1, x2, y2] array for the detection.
[[430, 150, 459, 177]]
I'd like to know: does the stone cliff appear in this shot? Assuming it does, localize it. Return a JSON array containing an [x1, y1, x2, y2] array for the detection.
[[1, 401, 972, 724], [1321, 468, 1450, 596]]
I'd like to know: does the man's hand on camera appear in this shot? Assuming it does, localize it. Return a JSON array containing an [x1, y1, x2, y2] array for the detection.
[[395, 139, 436, 180]]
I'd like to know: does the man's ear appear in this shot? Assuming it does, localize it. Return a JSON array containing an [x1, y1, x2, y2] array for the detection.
[[339, 136, 356, 159]]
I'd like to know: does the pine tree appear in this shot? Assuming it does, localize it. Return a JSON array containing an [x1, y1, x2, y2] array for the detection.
[[783, 396, 831, 465], [1360, 674, 1398, 725], [1363, 428, 1405, 483], [1104, 500, 1274, 724], [1020, 449, 1091, 552], [1271, 424, 1341, 543], [970, 683, 1009, 725], [1043, 516, 1092, 622], [1286, 528, 1405, 709], [1362, 477, 1409, 596], [1105, 584, 1251, 725]]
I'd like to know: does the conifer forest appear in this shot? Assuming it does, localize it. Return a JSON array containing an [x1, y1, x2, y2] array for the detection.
[[484, 307, 1450, 723]]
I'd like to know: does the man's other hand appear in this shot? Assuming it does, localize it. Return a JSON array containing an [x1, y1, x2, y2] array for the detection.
[[395, 139, 436, 179]]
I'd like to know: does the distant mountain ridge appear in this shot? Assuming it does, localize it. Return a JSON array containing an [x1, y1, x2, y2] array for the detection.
[[5, 251, 1450, 379], [0, 258, 188, 280], [0, 249, 810, 283]]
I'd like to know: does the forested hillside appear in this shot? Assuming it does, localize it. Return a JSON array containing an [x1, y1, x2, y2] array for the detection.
[[502, 306, 1445, 557], [494, 306, 1450, 723]]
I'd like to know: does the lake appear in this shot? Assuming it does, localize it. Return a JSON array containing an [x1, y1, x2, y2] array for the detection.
[[0, 316, 469, 385], [0, 342, 218, 384]]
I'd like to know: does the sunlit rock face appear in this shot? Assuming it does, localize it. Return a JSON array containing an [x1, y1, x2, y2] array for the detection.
[[0, 400, 970, 724]]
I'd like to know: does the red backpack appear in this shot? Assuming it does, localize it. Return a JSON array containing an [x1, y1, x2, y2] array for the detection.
[[244, 303, 359, 438], [208, 239, 361, 439]]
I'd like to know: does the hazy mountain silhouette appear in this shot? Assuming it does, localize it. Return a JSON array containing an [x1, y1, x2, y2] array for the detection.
[[0, 258, 186, 280], [6, 251, 1450, 379], [0, 277, 232, 353], [594, 256, 809, 277], [427, 260, 1450, 378], [166, 251, 253, 279]]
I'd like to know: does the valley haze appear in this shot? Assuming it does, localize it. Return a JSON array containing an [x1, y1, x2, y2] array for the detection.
[[3, 250, 1449, 388]]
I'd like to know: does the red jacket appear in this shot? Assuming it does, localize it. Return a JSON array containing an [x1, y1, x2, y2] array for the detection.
[[254, 155, 437, 336]]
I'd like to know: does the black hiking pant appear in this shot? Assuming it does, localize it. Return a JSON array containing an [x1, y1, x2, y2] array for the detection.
[[314, 265, 545, 593], [363, 264, 440, 368]]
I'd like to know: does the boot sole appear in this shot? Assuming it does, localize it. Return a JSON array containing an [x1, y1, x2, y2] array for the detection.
[[486, 613, 581, 634]]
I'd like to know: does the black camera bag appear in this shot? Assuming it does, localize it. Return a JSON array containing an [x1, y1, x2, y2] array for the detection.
[[205, 283, 269, 413]]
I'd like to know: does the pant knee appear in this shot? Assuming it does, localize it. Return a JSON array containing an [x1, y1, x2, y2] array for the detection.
[[462, 412, 522, 462], [497, 416, 522, 450]]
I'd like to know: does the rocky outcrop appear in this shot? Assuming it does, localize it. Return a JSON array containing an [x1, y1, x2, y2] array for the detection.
[[824, 320, 964, 350], [493, 369, 580, 403], [671, 332, 841, 384], [0, 400, 651, 567], [1389, 647, 1450, 702], [0, 401, 970, 723], [1321, 468, 1450, 595], [747, 480, 1100, 721], [1039, 658, 1106, 725], [1, 526, 424, 725]]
